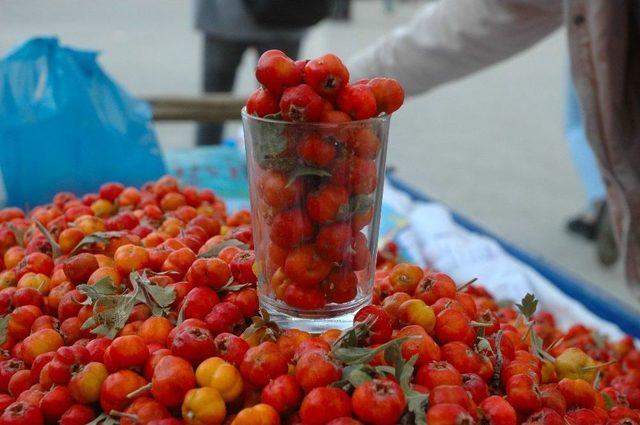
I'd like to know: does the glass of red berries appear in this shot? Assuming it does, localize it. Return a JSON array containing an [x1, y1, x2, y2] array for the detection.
[[242, 111, 391, 331], [242, 50, 403, 331]]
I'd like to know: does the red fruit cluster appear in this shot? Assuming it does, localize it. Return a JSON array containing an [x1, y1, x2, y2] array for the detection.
[[247, 50, 404, 121], [245, 52, 404, 312], [0, 177, 638, 425]]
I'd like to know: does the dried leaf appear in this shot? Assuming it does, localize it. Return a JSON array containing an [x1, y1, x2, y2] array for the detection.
[[86, 413, 119, 425], [286, 167, 331, 187], [198, 239, 248, 259], [457, 278, 478, 292], [591, 331, 607, 350], [70, 231, 128, 254], [6, 223, 25, 247], [32, 218, 61, 258], [218, 281, 252, 293], [0, 315, 9, 346], [531, 331, 555, 362], [516, 293, 538, 320], [491, 330, 504, 391]]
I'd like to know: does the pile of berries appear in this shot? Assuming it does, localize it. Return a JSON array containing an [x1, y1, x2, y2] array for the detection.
[[246, 50, 404, 122], [0, 177, 638, 425], [244, 51, 404, 312]]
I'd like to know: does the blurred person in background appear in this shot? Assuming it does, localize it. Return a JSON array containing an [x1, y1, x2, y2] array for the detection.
[[349, 0, 640, 292], [565, 77, 618, 266], [195, 0, 332, 146]]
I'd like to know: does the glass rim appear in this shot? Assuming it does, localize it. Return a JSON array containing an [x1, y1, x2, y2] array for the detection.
[[240, 107, 391, 126]]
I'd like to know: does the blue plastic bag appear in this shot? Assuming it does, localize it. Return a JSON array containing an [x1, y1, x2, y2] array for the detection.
[[0, 37, 166, 208]]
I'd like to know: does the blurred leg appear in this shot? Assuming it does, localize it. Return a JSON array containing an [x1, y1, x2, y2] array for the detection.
[[197, 36, 246, 146], [565, 77, 607, 240], [565, 79, 606, 211]]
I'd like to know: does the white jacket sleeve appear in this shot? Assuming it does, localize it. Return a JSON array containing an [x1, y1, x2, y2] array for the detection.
[[348, 0, 563, 96]]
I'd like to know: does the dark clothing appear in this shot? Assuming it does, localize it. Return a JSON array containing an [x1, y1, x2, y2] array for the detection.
[[195, 0, 304, 145], [197, 36, 301, 146], [195, 0, 304, 42]]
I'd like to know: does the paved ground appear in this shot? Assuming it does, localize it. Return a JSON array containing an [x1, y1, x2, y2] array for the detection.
[[1, 1, 635, 311]]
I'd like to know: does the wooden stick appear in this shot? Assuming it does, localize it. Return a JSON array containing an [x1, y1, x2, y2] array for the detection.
[[142, 94, 247, 122]]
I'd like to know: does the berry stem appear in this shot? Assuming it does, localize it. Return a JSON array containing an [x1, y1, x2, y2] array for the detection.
[[126, 383, 152, 399]]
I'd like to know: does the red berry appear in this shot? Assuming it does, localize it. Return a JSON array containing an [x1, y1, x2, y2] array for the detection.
[[284, 245, 332, 288], [306, 185, 349, 223], [337, 84, 377, 120], [213, 333, 249, 367], [295, 351, 341, 392], [352, 379, 406, 425], [255, 50, 302, 96], [303, 54, 349, 100], [246, 87, 279, 117], [297, 133, 336, 167], [240, 341, 288, 387], [367, 78, 404, 114], [426, 403, 474, 425], [283, 284, 326, 310], [354, 305, 393, 344], [270, 209, 314, 249], [280, 84, 325, 122], [260, 170, 304, 211], [261, 374, 303, 414], [479, 395, 517, 425], [300, 387, 352, 425]]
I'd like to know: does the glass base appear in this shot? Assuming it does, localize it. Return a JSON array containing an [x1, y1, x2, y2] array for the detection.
[[261, 294, 371, 334]]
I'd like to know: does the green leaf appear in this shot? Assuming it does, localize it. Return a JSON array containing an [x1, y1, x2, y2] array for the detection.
[[0, 315, 9, 346], [80, 316, 97, 331], [398, 354, 418, 390], [350, 195, 374, 215], [405, 391, 428, 425], [286, 167, 331, 187], [475, 337, 492, 355], [395, 354, 428, 425], [32, 218, 61, 258], [602, 392, 615, 410], [70, 231, 128, 255], [332, 337, 412, 365], [77, 277, 120, 303], [198, 239, 249, 258], [263, 112, 283, 120], [253, 125, 290, 170], [130, 271, 176, 317], [332, 316, 377, 349], [88, 291, 138, 339], [516, 293, 538, 320], [346, 367, 373, 387]]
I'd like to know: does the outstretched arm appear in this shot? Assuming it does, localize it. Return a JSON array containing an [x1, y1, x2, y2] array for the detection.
[[349, 0, 563, 96]]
